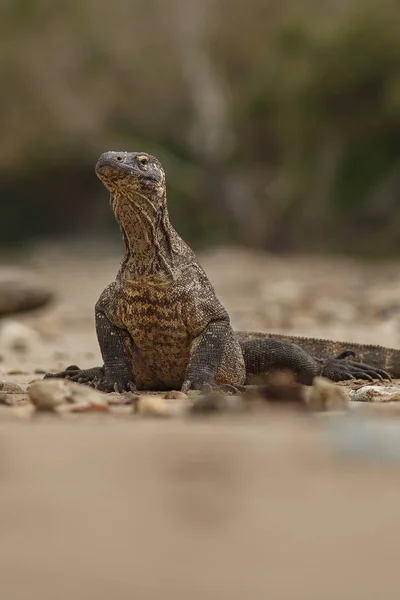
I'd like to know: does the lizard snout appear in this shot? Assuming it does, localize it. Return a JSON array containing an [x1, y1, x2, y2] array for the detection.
[[96, 151, 126, 172]]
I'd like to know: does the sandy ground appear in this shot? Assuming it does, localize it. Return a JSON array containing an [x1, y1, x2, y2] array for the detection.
[[2, 245, 400, 599]]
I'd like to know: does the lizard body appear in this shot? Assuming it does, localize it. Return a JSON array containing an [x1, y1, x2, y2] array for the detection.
[[46, 151, 396, 391]]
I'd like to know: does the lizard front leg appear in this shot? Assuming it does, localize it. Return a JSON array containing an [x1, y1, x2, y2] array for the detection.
[[182, 319, 245, 392], [45, 310, 135, 393], [90, 310, 135, 392]]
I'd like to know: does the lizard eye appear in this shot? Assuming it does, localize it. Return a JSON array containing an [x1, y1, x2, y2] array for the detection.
[[138, 155, 149, 167]]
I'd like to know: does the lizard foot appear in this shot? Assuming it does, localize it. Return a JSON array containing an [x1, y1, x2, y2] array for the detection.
[[87, 376, 136, 394], [44, 366, 136, 393], [321, 357, 391, 383], [44, 365, 105, 384]]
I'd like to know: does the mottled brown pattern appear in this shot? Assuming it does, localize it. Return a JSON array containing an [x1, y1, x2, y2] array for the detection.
[[45, 151, 398, 391], [97, 274, 243, 390]]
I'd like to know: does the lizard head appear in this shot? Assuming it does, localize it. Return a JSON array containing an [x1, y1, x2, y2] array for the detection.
[[95, 151, 166, 198]]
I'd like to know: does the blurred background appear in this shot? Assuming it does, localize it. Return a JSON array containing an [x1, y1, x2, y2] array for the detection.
[[1, 0, 399, 255]]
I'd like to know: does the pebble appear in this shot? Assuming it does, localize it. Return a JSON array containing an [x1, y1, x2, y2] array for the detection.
[[190, 392, 245, 416], [0, 380, 24, 394], [6, 369, 29, 375], [0, 268, 53, 316], [190, 393, 227, 415], [0, 320, 41, 353], [135, 395, 172, 418], [349, 385, 400, 403], [163, 390, 188, 400], [251, 371, 307, 409], [28, 379, 109, 412], [0, 393, 12, 406], [307, 377, 348, 412]]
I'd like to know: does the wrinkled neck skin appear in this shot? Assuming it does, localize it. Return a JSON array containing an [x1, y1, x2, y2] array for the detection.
[[111, 187, 181, 280]]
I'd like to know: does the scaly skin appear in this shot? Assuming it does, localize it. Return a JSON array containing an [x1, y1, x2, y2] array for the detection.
[[45, 151, 396, 392], [237, 332, 400, 379]]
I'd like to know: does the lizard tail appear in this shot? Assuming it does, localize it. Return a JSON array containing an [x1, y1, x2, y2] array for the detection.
[[235, 331, 400, 379]]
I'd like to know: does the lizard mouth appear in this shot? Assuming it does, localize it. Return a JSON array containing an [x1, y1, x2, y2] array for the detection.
[[95, 157, 160, 187], [95, 159, 137, 179]]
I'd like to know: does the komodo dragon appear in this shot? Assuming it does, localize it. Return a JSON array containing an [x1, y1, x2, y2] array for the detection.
[[46, 151, 397, 392]]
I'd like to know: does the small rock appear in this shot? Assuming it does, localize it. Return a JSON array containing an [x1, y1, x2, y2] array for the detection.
[[349, 385, 400, 403], [0, 268, 53, 316], [135, 395, 171, 418], [190, 392, 245, 416], [28, 380, 68, 410], [7, 369, 29, 375], [307, 377, 348, 412], [163, 390, 188, 400], [190, 393, 226, 415], [28, 379, 109, 412], [0, 380, 24, 394], [250, 371, 307, 409], [0, 320, 41, 352], [0, 393, 12, 406]]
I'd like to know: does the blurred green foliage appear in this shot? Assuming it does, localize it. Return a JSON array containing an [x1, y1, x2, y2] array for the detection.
[[1, 0, 399, 254]]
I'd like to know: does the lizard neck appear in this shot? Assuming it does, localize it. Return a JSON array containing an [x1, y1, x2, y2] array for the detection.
[[111, 188, 181, 279]]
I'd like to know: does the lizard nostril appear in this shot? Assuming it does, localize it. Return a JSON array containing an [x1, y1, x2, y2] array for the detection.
[[116, 156, 122, 161]]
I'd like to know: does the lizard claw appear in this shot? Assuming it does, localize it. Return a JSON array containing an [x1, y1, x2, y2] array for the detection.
[[93, 377, 136, 394], [113, 381, 136, 393], [44, 366, 136, 393], [322, 357, 391, 383], [213, 383, 247, 395]]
